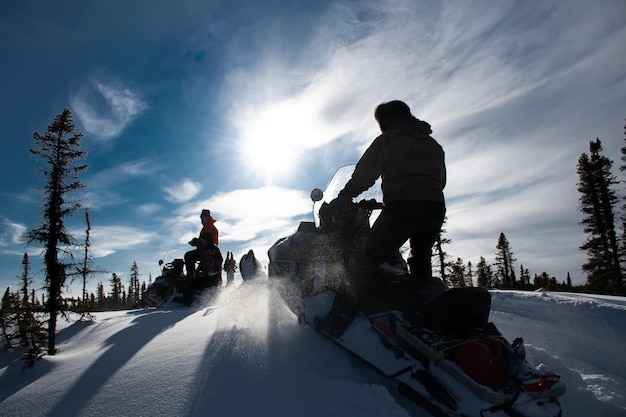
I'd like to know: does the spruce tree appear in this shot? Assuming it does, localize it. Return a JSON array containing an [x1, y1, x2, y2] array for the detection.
[[433, 218, 450, 283], [577, 139, 624, 295], [96, 282, 105, 309], [447, 257, 467, 287], [129, 261, 140, 307], [79, 211, 93, 309], [476, 256, 493, 287], [110, 273, 122, 308], [466, 261, 474, 287], [26, 109, 88, 354], [20, 254, 32, 306], [494, 233, 516, 288], [18, 254, 34, 347], [519, 264, 531, 288], [75, 211, 105, 318], [0, 288, 16, 349]]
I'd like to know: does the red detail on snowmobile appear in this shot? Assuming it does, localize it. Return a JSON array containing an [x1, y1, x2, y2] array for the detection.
[[454, 335, 505, 389], [371, 319, 401, 344], [523, 377, 560, 393]]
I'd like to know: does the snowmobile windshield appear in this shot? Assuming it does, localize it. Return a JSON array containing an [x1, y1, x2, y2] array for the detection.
[[159, 250, 185, 271], [313, 164, 382, 227]]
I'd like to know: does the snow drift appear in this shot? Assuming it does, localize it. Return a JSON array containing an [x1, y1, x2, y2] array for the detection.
[[0, 279, 624, 417]]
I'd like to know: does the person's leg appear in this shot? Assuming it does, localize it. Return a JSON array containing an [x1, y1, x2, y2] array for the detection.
[[360, 202, 446, 314], [360, 205, 412, 282], [316, 206, 410, 337], [407, 242, 433, 278], [184, 249, 200, 277], [407, 202, 445, 279]]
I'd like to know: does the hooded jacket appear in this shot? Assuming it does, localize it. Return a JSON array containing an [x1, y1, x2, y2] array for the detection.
[[338, 116, 446, 204], [199, 217, 219, 246]]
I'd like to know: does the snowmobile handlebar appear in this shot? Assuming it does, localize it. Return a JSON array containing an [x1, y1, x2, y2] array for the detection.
[[318, 198, 383, 230], [354, 198, 384, 210]]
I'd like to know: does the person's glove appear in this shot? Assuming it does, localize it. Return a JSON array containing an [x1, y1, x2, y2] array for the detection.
[[328, 195, 352, 214]]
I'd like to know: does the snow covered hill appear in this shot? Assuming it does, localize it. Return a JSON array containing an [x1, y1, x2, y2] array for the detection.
[[0, 279, 624, 417]]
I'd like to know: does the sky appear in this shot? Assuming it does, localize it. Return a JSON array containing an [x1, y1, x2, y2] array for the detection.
[[1, 0, 625, 296], [1, 283, 625, 416]]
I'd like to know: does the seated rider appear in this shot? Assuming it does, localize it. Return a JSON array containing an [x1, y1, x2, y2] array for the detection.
[[185, 209, 219, 277]]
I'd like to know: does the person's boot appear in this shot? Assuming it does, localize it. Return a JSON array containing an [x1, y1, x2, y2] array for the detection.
[[314, 292, 357, 338], [403, 257, 447, 311]]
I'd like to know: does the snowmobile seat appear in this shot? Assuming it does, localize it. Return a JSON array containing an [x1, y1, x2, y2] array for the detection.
[[359, 276, 448, 316], [423, 287, 491, 337]]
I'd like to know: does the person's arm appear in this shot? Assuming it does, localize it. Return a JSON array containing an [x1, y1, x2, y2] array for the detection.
[[338, 135, 386, 199]]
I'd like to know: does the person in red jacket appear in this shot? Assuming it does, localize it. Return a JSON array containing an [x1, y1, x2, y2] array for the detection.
[[184, 209, 219, 277]]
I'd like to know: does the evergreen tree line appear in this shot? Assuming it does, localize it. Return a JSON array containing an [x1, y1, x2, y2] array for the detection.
[[46, 260, 153, 312], [0, 255, 153, 366], [433, 119, 626, 296], [433, 231, 574, 292], [0, 254, 46, 367], [87, 262, 154, 311]]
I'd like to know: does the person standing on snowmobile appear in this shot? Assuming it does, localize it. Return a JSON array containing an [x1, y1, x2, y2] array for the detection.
[[317, 100, 447, 336], [185, 209, 219, 277]]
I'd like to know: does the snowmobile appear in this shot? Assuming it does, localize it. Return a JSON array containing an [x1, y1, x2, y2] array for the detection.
[[144, 248, 223, 308], [143, 256, 186, 308], [268, 165, 565, 417]]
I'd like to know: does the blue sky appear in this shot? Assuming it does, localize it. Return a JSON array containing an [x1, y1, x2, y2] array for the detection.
[[1, 0, 625, 295]]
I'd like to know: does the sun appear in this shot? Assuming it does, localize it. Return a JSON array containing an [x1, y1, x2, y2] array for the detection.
[[238, 103, 303, 183]]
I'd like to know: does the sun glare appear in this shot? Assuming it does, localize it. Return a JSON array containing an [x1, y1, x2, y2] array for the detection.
[[239, 104, 303, 183]]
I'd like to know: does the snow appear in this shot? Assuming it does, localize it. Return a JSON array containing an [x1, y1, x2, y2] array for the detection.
[[1, 279, 625, 417]]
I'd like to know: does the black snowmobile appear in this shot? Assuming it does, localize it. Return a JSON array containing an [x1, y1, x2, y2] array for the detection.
[[144, 248, 223, 308], [268, 165, 565, 417]]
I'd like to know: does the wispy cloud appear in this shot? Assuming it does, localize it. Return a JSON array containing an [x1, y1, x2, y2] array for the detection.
[[222, 1, 548, 171], [0, 217, 26, 249], [213, 0, 625, 280], [135, 204, 164, 217], [70, 74, 148, 140], [88, 225, 158, 258], [163, 179, 202, 203], [156, 186, 312, 260], [82, 158, 160, 210]]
